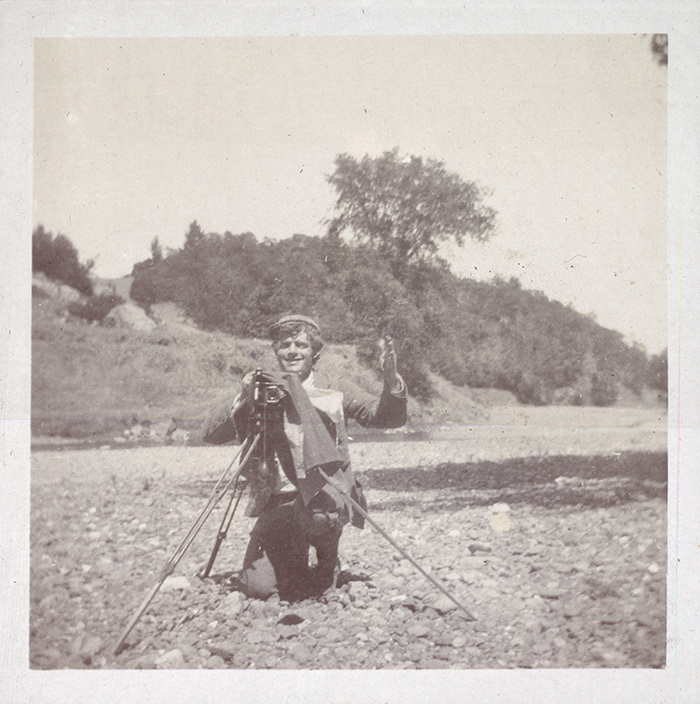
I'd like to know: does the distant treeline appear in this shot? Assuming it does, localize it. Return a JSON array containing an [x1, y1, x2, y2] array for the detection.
[[128, 221, 667, 406]]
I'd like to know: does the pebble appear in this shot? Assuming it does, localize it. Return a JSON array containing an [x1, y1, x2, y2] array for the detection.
[[407, 624, 430, 638], [540, 588, 564, 599], [368, 615, 385, 628], [348, 581, 368, 596], [278, 657, 300, 669], [468, 542, 492, 554], [405, 643, 424, 662], [154, 648, 186, 669], [288, 642, 312, 664], [553, 562, 573, 574], [599, 611, 622, 624], [434, 634, 454, 647], [393, 562, 413, 577], [561, 532, 578, 546], [246, 630, 267, 644], [78, 635, 102, 664], [206, 655, 226, 669], [378, 574, 405, 590], [563, 599, 586, 618], [160, 576, 192, 592], [368, 627, 389, 644], [634, 613, 657, 628], [278, 623, 301, 640], [430, 595, 458, 614], [209, 642, 237, 661], [220, 590, 244, 616], [323, 628, 343, 643]]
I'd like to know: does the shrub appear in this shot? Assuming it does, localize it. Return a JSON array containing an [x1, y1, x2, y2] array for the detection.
[[32, 226, 94, 296], [68, 294, 124, 322]]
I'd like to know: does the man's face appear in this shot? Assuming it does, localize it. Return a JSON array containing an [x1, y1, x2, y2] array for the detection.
[[274, 331, 314, 379]]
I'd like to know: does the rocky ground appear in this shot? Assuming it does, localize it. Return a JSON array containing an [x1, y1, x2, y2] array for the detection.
[[30, 428, 667, 671]]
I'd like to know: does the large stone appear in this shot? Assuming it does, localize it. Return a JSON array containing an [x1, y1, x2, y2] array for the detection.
[[489, 513, 512, 533]]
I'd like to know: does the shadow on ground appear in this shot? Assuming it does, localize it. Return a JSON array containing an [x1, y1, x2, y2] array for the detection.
[[362, 451, 667, 512]]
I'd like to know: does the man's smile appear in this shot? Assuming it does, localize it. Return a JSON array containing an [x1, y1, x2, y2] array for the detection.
[[274, 332, 314, 378]]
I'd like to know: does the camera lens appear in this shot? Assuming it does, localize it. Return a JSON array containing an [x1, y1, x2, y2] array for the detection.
[[263, 385, 284, 403]]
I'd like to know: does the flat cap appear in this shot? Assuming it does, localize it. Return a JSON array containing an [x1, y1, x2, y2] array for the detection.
[[268, 314, 321, 337]]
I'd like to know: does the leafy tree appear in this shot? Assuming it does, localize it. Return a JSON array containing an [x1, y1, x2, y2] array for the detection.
[[325, 149, 497, 275], [32, 225, 94, 296], [184, 220, 205, 250]]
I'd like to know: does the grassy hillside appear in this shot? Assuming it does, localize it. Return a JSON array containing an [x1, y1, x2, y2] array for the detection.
[[31, 292, 490, 439]]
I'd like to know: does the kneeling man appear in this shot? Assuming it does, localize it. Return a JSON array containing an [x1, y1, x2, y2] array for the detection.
[[202, 314, 407, 601]]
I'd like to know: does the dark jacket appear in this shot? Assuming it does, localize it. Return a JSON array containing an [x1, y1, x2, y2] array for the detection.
[[202, 370, 408, 526]]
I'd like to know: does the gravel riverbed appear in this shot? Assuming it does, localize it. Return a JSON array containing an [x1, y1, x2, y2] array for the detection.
[[30, 424, 667, 670]]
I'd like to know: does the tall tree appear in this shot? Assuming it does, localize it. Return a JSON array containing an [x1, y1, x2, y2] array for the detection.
[[325, 149, 497, 273]]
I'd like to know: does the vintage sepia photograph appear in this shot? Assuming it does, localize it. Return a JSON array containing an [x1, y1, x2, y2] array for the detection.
[[5, 1, 700, 702], [28, 32, 669, 675]]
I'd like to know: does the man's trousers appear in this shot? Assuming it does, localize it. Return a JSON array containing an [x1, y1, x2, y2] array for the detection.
[[239, 495, 342, 601]]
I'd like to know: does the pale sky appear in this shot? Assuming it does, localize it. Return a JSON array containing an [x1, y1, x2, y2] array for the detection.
[[33, 35, 667, 353]]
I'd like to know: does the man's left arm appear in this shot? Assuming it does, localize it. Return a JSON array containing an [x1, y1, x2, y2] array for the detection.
[[343, 337, 407, 429]]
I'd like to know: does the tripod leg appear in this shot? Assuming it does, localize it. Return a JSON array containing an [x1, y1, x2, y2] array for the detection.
[[113, 433, 261, 655], [201, 478, 246, 579], [318, 468, 476, 622]]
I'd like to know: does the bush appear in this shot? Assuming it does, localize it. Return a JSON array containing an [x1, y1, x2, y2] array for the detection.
[[32, 226, 94, 296], [68, 294, 124, 322]]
